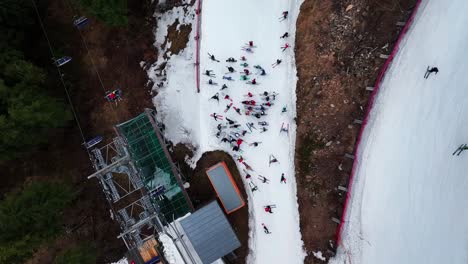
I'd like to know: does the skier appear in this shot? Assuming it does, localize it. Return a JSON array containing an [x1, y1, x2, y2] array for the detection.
[[223, 76, 233, 81], [248, 40, 254, 47], [244, 69, 250, 75], [212, 113, 221, 121], [241, 100, 256, 105], [280, 32, 289, 38], [259, 175, 269, 184], [269, 155, 279, 166], [227, 66, 235, 73], [246, 92, 253, 97], [272, 59, 282, 67], [226, 57, 237, 62], [282, 11, 289, 19], [221, 84, 228, 90], [280, 173, 286, 183], [242, 47, 253, 53], [281, 43, 290, 52], [210, 92, 219, 101], [424, 66, 439, 79], [224, 94, 231, 100], [251, 79, 257, 85], [249, 141, 261, 147], [221, 137, 229, 143], [226, 117, 236, 125], [205, 69, 214, 76], [240, 62, 248, 67], [282, 106, 287, 112], [208, 53, 219, 62], [232, 145, 240, 151], [242, 130, 248, 136], [245, 173, 251, 179], [240, 56, 247, 61], [262, 223, 271, 234], [236, 138, 243, 147], [240, 75, 249, 81], [264, 205, 273, 214], [260, 69, 266, 76], [208, 79, 214, 85]]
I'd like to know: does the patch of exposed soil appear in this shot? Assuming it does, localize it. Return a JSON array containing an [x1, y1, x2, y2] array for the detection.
[[162, 19, 192, 58], [172, 147, 249, 264], [294, 0, 416, 263]]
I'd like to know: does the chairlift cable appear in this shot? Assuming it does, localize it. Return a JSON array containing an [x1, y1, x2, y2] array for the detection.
[[62, 0, 122, 122], [30, 0, 89, 155]]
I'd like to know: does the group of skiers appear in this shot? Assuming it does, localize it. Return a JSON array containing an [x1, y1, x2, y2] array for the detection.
[[205, 11, 293, 235]]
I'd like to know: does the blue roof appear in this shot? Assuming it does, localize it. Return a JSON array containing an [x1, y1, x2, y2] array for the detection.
[[179, 201, 241, 264]]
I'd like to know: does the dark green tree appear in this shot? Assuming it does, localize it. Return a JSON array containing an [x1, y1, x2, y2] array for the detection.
[[0, 49, 72, 160], [77, 0, 128, 27], [54, 244, 97, 264], [0, 182, 74, 263]]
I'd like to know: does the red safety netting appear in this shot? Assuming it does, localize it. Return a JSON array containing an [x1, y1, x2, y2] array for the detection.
[[195, 0, 202, 93]]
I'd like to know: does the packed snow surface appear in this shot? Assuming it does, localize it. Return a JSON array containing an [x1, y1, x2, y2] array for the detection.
[[148, 0, 305, 263], [331, 1, 468, 263]]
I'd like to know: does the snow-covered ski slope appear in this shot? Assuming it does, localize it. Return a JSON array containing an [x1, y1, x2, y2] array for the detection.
[[149, 0, 305, 263], [331, 1, 468, 263], [199, 1, 304, 263]]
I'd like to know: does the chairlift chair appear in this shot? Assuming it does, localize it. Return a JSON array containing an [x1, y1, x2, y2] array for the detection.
[[54, 56, 72, 67], [105, 89, 122, 102], [73, 16, 89, 29], [83, 135, 103, 149]]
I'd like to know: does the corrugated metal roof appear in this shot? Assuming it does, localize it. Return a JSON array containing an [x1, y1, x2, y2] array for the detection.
[[179, 201, 241, 264]]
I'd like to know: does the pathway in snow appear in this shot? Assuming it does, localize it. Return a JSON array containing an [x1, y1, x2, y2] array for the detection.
[[148, 0, 305, 263], [331, 1, 468, 263]]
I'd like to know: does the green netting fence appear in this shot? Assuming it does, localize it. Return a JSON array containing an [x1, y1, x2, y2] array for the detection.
[[116, 112, 191, 220]]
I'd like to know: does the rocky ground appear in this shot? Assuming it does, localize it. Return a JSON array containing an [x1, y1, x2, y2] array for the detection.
[[294, 0, 416, 262]]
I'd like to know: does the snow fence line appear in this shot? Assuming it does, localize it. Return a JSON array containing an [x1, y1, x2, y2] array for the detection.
[[335, 0, 424, 244], [195, 0, 202, 93]]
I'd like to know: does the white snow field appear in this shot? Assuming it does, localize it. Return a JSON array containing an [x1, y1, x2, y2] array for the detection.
[[148, 0, 305, 263], [331, 1, 468, 263]]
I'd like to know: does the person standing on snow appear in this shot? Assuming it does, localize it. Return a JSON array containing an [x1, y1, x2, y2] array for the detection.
[[280, 173, 286, 183], [281, 43, 290, 52]]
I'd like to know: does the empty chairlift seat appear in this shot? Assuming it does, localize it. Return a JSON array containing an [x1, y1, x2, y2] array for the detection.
[[54, 56, 72, 67], [206, 162, 245, 214], [73, 16, 89, 29]]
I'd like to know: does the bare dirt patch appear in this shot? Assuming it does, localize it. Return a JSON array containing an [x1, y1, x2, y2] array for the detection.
[[294, 0, 417, 262]]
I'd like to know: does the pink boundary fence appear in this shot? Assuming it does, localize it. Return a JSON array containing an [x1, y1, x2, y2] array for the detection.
[[336, 0, 423, 244], [195, 0, 202, 93]]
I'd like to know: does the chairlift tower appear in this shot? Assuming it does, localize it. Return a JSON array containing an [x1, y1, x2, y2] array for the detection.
[[88, 136, 164, 249]]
